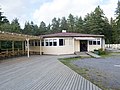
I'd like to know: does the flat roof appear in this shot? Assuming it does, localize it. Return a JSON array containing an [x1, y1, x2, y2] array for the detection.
[[41, 32, 104, 38], [0, 31, 41, 41]]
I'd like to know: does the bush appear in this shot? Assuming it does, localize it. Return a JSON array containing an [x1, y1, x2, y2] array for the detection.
[[98, 48, 107, 55], [94, 48, 107, 55]]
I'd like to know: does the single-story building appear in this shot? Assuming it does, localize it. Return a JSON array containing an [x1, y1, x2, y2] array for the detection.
[[29, 30, 105, 55], [0, 30, 105, 57]]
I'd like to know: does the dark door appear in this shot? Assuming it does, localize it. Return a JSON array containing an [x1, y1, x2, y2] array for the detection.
[[80, 40, 87, 52]]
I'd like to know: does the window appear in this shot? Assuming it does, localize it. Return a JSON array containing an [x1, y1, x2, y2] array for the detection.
[[53, 39, 57, 46], [97, 41, 100, 45], [89, 39, 100, 45], [29, 41, 34, 46], [35, 41, 38, 46], [59, 39, 64, 46], [89, 41, 92, 45], [93, 41, 96, 45], [49, 39, 53, 46], [38, 41, 40, 46], [29, 41, 32, 46], [45, 40, 49, 46], [41, 40, 44, 46], [44, 39, 58, 46]]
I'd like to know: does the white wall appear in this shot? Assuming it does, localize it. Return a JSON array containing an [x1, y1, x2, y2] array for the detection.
[[42, 37, 74, 55], [74, 40, 80, 52], [88, 45, 101, 51], [88, 38, 104, 51], [28, 37, 105, 55]]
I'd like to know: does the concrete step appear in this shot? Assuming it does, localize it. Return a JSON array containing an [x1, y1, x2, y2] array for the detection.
[[86, 52, 101, 58], [74, 52, 91, 57]]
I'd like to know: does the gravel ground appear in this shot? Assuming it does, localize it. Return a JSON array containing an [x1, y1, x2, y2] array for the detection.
[[72, 56, 120, 89]]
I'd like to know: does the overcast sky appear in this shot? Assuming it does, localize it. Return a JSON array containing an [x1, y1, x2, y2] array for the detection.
[[0, 0, 118, 28]]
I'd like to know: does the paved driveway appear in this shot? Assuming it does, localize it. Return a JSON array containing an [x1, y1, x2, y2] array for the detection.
[[0, 55, 101, 90], [73, 56, 120, 89]]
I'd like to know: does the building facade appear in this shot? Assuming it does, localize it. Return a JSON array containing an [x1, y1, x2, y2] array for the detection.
[[29, 32, 105, 55]]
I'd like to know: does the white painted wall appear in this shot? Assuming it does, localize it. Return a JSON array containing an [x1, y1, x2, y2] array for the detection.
[[88, 38, 104, 51], [74, 40, 80, 52], [42, 37, 74, 55], [28, 37, 105, 55], [88, 45, 101, 51]]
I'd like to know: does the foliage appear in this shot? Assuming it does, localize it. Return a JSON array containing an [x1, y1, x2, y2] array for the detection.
[[10, 18, 21, 33], [114, 1, 120, 43], [1, 2, 120, 44], [94, 48, 107, 55], [84, 6, 112, 43]]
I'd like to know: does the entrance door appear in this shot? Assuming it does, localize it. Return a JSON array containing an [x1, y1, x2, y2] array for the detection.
[[80, 40, 87, 52]]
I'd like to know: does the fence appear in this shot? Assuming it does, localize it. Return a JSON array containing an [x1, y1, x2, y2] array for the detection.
[[105, 44, 120, 49]]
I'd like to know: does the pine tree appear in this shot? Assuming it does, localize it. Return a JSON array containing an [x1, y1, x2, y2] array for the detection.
[[23, 21, 34, 35], [115, 1, 120, 43], [51, 17, 61, 33], [60, 17, 68, 31], [10, 18, 21, 33], [38, 21, 47, 35], [67, 14, 75, 32], [75, 16, 84, 33]]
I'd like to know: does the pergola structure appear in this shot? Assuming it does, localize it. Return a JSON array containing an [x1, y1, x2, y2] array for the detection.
[[0, 31, 42, 58]]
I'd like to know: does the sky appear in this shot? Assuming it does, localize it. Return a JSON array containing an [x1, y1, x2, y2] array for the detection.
[[0, 0, 118, 28]]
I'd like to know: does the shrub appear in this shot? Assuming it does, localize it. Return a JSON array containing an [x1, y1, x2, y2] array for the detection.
[[98, 48, 106, 55], [94, 48, 107, 55]]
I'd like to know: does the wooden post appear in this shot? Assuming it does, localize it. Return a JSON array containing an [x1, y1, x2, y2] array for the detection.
[[0, 41, 1, 53], [12, 41, 14, 54], [73, 38, 75, 53], [22, 41, 24, 55], [26, 38, 30, 58], [0, 41, 1, 49], [87, 40, 89, 52], [40, 39, 42, 55]]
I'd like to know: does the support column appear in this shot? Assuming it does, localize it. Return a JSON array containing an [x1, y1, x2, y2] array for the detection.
[[40, 39, 42, 55], [0, 41, 1, 53], [0, 41, 1, 49], [22, 41, 24, 55], [102, 38, 105, 51], [73, 38, 75, 53], [12, 41, 14, 55], [26, 38, 30, 58], [87, 40, 89, 52]]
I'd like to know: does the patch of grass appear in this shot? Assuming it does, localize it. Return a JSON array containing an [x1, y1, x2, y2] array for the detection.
[[59, 56, 81, 61], [101, 52, 120, 58], [100, 52, 112, 57], [109, 52, 120, 55], [59, 57, 89, 77]]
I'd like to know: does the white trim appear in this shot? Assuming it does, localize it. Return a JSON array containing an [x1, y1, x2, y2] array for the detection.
[[26, 38, 30, 58], [87, 40, 89, 52], [40, 39, 42, 55], [74, 37, 96, 40], [73, 38, 75, 52]]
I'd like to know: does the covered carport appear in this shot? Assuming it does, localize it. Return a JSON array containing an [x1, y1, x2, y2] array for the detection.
[[0, 31, 42, 59]]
